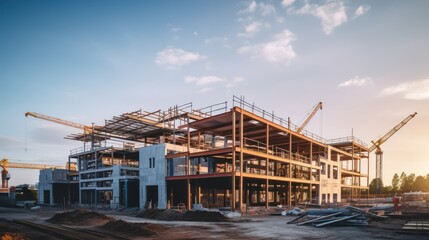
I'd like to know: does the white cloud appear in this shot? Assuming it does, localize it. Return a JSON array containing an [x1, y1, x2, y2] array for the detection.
[[238, 1, 257, 14], [226, 76, 245, 88], [204, 37, 230, 48], [338, 76, 371, 87], [260, 3, 276, 16], [295, 1, 347, 35], [193, 31, 198, 36], [197, 87, 213, 93], [354, 5, 370, 19], [185, 75, 225, 86], [185, 75, 244, 92], [238, 29, 296, 64], [248, 1, 257, 12], [155, 48, 205, 68], [170, 27, 181, 32], [380, 79, 429, 100], [237, 2, 281, 36], [238, 21, 263, 38], [281, 0, 296, 8], [245, 21, 262, 34]]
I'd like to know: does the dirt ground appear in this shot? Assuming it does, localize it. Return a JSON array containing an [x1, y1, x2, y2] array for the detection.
[[0, 207, 427, 240]]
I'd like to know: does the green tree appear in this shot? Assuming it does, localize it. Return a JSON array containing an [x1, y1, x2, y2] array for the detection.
[[369, 178, 383, 194], [383, 185, 393, 194], [425, 174, 429, 192], [402, 173, 415, 192], [392, 173, 400, 193], [412, 176, 425, 191], [399, 172, 407, 192]]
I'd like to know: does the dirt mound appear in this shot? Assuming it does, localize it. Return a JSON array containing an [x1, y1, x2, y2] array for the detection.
[[48, 209, 114, 226], [137, 209, 183, 221], [137, 209, 228, 222], [140, 222, 168, 232], [101, 220, 158, 237], [1, 232, 28, 240], [182, 210, 228, 222]]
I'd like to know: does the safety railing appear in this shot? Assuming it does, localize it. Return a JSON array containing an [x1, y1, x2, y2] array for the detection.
[[193, 101, 228, 118], [70, 140, 144, 155], [233, 96, 327, 144], [243, 137, 267, 153]]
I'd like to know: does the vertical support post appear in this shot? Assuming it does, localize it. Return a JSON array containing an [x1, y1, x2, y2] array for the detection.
[[310, 142, 313, 203], [266, 179, 269, 208], [91, 123, 95, 150], [367, 150, 370, 199], [288, 132, 292, 207], [125, 179, 128, 208], [187, 116, 191, 210], [68, 156, 71, 205], [232, 110, 236, 211], [266, 123, 269, 209], [187, 179, 191, 210], [239, 109, 244, 211]]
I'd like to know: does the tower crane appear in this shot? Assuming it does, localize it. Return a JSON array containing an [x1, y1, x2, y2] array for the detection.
[[368, 112, 417, 194], [297, 102, 323, 133], [1, 158, 68, 191], [25, 112, 96, 134]]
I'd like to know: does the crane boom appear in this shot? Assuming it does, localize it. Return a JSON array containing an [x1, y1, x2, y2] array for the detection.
[[1, 159, 66, 171], [1, 158, 67, 190], [368, 112, 417, 152], [25, 112, 93, 134], [297, 102, 323, 133]]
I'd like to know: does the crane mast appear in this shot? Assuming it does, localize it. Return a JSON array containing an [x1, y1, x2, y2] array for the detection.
[[368, 112, 417, 194], [297, 102, 323, 133]]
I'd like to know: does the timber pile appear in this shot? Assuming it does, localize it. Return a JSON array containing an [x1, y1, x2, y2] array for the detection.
[[287, 206, 388, 227]]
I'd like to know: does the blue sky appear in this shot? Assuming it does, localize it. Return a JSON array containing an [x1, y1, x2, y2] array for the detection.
[[1, 0, 428, 187]]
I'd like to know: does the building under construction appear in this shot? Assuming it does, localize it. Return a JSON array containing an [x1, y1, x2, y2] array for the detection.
[[32, 96, 370, 210]]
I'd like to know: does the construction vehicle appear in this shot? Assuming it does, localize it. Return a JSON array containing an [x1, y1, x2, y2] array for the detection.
[[0, 158, 70, 193], [297, 101, 323, 133], [368, 112, 417, 194]]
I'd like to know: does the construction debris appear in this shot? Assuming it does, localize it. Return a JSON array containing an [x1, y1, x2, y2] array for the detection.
[[402, 220, 429, 231], [284, 207, 304, 216], [288, 206, 387, 227]]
